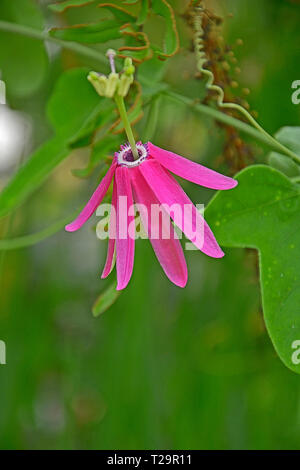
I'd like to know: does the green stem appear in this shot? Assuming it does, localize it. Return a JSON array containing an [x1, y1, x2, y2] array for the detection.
[[0, 20, 107, 66], [114, 94, 139, 159], [0, 20, 299, 164], [144, 95, 161, 142], [166, 91, 300, 164], [0, 209, 80, 251]]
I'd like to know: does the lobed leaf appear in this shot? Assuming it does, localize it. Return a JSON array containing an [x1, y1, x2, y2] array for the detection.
[[206, 164, 300, 373]]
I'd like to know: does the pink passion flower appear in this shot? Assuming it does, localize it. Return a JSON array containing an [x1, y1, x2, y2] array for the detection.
[[65, 142, 237, 290]]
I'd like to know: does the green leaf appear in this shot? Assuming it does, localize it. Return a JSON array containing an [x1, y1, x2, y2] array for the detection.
[[50, 20, 122, 43], [123, 0, 148, 25], [118, 26, 152, 62], [0, 68, 106, 218], [47, 67, 102, 141], [0, 137, 69, 219], [137, 0, 149, 25], [92, 282, 120, 317], [143, 95, 161, 141], [151, 0, 179, 59], [205, 165, 300, 373], [269, 153, 300, 178], [98, 3, 136, 23], [139, 58, 169, 98], [268, 126, 300, 177], [48, 0, 95, 13], [72, 134, 120, 178], [0, 0, 48, 97], [70, 100, 116, 150]]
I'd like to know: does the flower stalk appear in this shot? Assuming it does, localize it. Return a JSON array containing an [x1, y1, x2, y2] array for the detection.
[[114, 94, 139, 160]]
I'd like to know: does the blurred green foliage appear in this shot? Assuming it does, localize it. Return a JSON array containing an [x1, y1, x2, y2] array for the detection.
[[0, 0, 300, 450]]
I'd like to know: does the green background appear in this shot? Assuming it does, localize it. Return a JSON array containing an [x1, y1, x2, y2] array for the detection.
[[1, 0, 300, 449]]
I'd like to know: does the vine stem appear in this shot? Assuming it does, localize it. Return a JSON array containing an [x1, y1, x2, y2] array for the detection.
[[0, 20, 108, 66], [0, 209, 81, 250], [165, 91, 300, 164], [0, 20, 299, 164]]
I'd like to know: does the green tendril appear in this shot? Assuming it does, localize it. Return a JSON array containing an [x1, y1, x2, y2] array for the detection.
[[193, 4, 300, 165]]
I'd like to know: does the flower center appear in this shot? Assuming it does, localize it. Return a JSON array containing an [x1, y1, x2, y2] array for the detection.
[[116, 142, 148, 167]]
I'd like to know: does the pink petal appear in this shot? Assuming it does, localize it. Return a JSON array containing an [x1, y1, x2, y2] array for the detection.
[[65, 161, 117, 232], [130, 167, 188, 288], [115, 166, 135, 290], [148, 142, 237, 190], [139, 159, 224, 258], [101, 178, 117, 279]]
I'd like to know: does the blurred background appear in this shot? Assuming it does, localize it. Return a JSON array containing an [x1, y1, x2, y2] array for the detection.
[[1, 0, 300, 450]]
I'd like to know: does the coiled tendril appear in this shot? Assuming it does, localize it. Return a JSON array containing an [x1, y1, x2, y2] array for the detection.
[[193, 2, 273, 139]]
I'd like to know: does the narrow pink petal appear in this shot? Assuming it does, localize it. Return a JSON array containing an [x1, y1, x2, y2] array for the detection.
[[130, 167, 188, 288], [115, 166, 135, 290], [65, 161, 117, 232], [139, 160, 224, 258], [101, 179, 117, 279], [148, 142, 237, 190]]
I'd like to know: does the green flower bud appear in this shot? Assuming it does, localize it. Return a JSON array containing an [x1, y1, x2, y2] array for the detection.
[[125, 65, 135, 76], [124, 57, 135, 76]]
